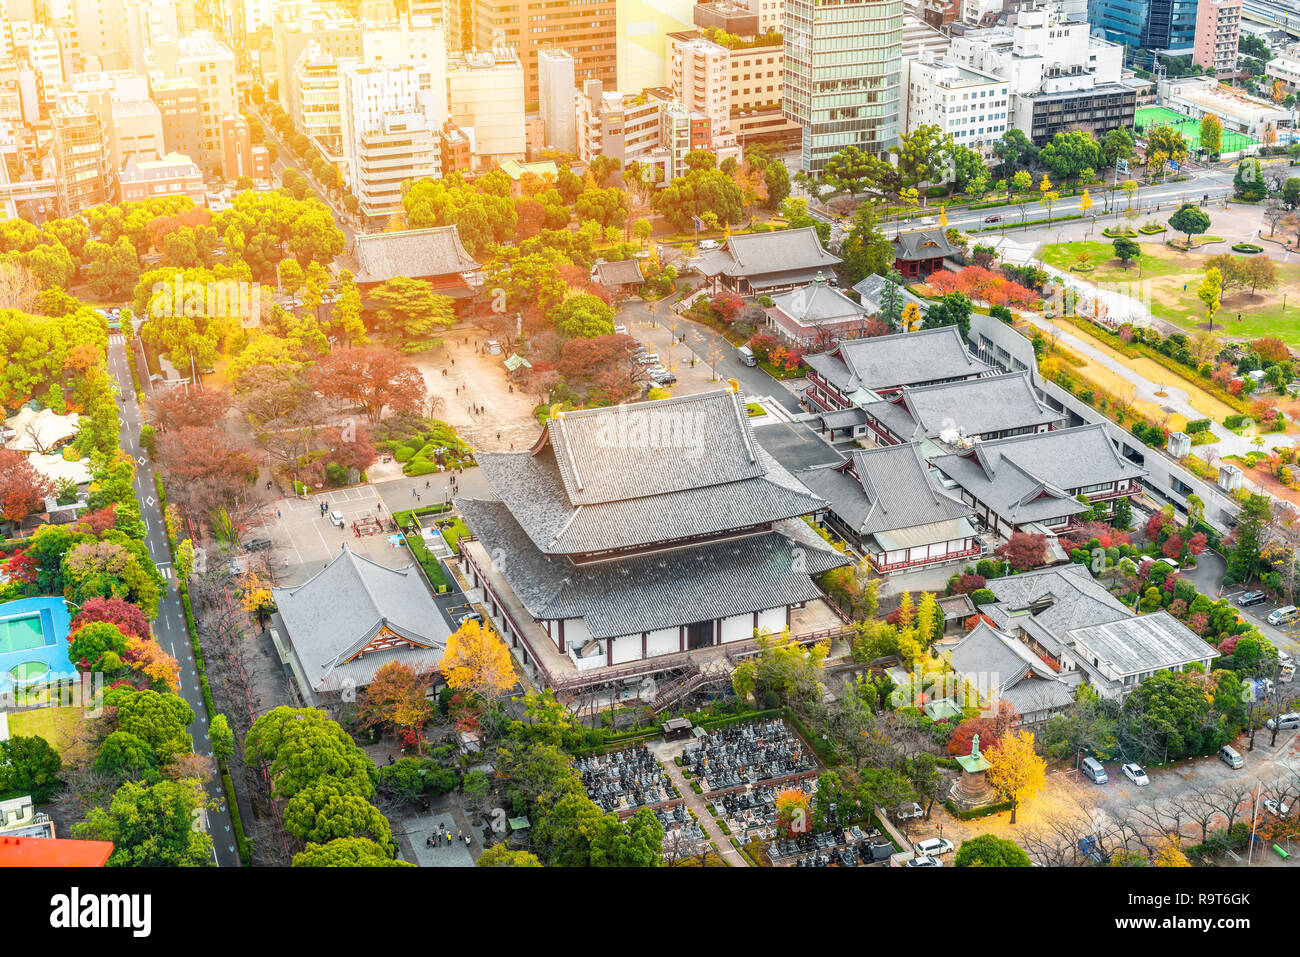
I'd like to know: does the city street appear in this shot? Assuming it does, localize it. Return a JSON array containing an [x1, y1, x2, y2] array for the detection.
[[106, 335, 241, 867]]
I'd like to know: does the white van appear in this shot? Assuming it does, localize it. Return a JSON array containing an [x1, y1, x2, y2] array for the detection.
[[738, 345, 757, 367], [1268, 605, 1299, 626]]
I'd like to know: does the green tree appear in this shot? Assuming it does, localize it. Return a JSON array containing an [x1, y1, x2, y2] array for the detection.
[[1101, 127, 1136, 167], [552, 292, 616, 338], [994, 129, 1038, 179], [1199, 114, 1223, 156], [478, 843, 544, 867], [68, 620, 131, 672], [283, 778, 395, 849], [1112, 236, 1141, 268], [210, 713, 234, 765], [820, 145, 880, 198], [1168, 203, 1211, 247], [243, 706, 377, 799], [293, 837, 414, 867], [840, 210, 896, 284], [74, 778, 214, 866], [369, 276, 455, 349], [107, 687, 195, 763], [0, 734, 63, 801], [94, 731, 157, 778], [1038, 130, 1102, 186], [953, 833, 1033, 867], [1227, 493, 1271, 584], [1234, 158, 1265, 201]]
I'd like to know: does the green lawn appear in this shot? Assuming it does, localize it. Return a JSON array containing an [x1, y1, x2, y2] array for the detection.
[[9, 706, 88, 754], [1136, 106, 1259, 154], [439, 518, 471, 554], [1039, 241, 1300, 346]]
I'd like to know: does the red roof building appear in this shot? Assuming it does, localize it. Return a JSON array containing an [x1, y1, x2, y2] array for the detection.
[[0, 835, 114, 866]]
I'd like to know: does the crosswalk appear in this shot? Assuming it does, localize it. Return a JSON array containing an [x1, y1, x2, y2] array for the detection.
[[109, 333, 125, 345]]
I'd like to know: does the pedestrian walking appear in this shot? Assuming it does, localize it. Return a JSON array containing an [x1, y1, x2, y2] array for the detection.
[[276, 508, 281, 518], [464, 834, 471, 847], [426, 480, 431, 488], [450, 358, 455, 366]]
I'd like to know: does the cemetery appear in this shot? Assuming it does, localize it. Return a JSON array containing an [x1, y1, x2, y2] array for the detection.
[[577, 744, 680, 819], [679, 718, 819, 795]]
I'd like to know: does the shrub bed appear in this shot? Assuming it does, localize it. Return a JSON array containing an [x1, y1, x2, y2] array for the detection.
[[1102, 227, 1137, 238], [1232, 243, 1263, 254]]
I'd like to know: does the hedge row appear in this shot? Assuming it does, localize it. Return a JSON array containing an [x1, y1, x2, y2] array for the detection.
[[975, 213, 1085, 232], [943, 798, 1014, 820], [155, 473, 253, 865]]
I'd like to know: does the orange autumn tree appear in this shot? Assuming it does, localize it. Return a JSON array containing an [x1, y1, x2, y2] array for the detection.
[[357, 661, 435, 750], [122, 635, 181, 692], [775, 787, 812, 837], [439, 619, 519, 709]]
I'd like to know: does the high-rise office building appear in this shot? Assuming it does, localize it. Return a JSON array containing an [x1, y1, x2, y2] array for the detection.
[[472, 0, 617, 106], [783, 0, 904, 174], [1089, 0, 1200, 58]]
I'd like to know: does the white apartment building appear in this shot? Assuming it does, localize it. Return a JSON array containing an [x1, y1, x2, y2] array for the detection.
[[446, 47, 525, 171], [904, 57, 1009, 156], [667, 29, 799, 151], [340, 61, 445, 223], [293, 44, 344, 162], [150, 31, 237, 173], [947, 6, 1133, 145], [576, 79, 691, 182], [538, 48, 576, 154]]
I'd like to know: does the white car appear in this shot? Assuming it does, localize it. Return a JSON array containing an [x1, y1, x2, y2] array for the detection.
[[698, 239, 720, 251], [1121, 763, 1150, 786], [913, 837, 954, 857], [330, 510, 345, 527], [906, 855, 942, 867], [1263, 798, 1291, 818]]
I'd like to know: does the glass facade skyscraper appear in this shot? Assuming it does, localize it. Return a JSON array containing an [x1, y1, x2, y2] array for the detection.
[[1089, 0, 1200, 56], [783, 0, 904, 175]]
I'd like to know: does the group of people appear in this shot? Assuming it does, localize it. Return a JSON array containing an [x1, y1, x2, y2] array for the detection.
[[425, 823, 473, 850]]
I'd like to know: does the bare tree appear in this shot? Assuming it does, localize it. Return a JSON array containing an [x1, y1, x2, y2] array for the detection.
[[0, 260, 39, 311]]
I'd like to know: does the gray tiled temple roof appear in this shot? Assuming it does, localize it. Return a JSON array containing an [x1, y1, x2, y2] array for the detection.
[[803, 325, 991, 394], [929, 424, 1145, 525], [861, 372, 1062, 442], [697, 227, 841, 280], [272, 545, 450, 694], [457, 497, 848, 640], [353, 225, 480, 284], [797, 443, 971, 536]]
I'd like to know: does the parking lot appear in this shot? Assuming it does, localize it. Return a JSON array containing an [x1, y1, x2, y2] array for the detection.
[[258, 485, 404, 586]]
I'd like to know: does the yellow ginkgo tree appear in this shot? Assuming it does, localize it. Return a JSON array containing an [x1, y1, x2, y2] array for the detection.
[[439, 618, 519, 708], [984, 729, 1047, 825]]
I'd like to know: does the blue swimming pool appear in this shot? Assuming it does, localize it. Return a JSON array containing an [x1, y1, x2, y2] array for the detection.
[[0, 596, 75, 689]]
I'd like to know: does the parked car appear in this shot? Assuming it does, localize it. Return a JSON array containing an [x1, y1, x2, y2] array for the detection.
[[1219, 745, 1244, 769], [1263, 798, 1291, 818], [636, 353, 660, 365], [896, 802, 924, 820], [1081, 756, 1108, 784], [913, 837, 954, 857], [1267, 605, 1299, 626], [456, 611, 483, 627], [652, 372, 677, 385], [1121, 762, 1150, 786], [1237, 590, 1267, 606], [906, 855, 942, 867], [698, 239, 720, 251], [330, 510, 345, 527], [243, 537, 272, 552], [614, 324, 628, 335], [1266, 712, 1300, 731], [984, 214, 1002, 223]]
